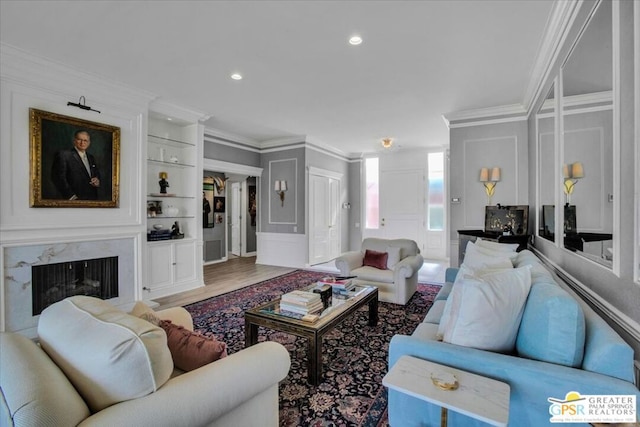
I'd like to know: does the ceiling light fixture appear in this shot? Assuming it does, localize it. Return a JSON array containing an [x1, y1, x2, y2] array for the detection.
[[349, 35, 363, 46], [231, 73, 243, 80], [381, 138, 394, 149]]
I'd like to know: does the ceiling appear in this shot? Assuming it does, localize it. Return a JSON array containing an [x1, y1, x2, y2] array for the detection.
[[0, 0, 555, 156]]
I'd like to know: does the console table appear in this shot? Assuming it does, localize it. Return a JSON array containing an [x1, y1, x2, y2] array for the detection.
[[458, 230, 530, 266]]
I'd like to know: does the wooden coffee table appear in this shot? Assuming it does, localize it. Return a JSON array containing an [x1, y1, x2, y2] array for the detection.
[[244, 284, 378, 385]]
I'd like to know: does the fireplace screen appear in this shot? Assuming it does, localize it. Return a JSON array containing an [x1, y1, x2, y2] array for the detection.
[[32, 256, 118, 315]]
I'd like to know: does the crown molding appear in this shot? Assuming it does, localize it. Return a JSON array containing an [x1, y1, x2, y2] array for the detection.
[[306, 143, 351, 163], [304, 136, 352, 159], [260, 135, 307, 148], [442, 0, 583, 127], [563, 90, 613, 108], [204, 126, 262, 148], [150, 99, 210, 123], [522, 0, 582, 114], [203, 133, 261, 153], [203, 158, 263, 176], [442, 104, 527, 127]]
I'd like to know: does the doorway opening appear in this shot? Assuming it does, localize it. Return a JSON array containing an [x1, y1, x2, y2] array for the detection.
[[202, 159, 263, 265]]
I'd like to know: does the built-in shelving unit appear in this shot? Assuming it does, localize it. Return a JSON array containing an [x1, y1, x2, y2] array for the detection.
[[143, 101, 207, 299]]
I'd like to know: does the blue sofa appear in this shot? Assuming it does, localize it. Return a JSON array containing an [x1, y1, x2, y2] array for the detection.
[[388, 250, 639, 426]]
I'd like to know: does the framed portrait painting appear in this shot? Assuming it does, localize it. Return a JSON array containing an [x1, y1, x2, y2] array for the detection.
[[213, 197, 225, 213], [29, 108, 120, 207]]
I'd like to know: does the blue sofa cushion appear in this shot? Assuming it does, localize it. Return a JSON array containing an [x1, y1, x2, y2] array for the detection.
[[516, 282, 585, 367], [581, 308, 635, 382]]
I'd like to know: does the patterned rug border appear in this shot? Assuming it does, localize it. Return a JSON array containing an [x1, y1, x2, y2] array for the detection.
[[183, 270, 309, 310]]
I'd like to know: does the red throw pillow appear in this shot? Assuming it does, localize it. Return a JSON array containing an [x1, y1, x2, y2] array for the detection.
[[159, 320, 227, 371], [363, 249, 389, 270]]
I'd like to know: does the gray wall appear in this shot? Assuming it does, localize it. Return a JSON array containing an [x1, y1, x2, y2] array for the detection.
[[260, 147, 306, 234], [449, 120, 530, 245], [203, 137, 260, 167]]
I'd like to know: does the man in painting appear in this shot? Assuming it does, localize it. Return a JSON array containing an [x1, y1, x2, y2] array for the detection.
[[51, 130, 101, 200]]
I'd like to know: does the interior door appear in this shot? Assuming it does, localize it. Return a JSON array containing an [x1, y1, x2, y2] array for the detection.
[[327, 177, 340, 259], [378, 169, 425, 248], [231, 182, 241, 256], [308, 172, 341, 265]]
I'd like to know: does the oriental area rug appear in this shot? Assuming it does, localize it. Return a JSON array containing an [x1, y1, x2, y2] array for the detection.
[[184, 270, 441, 427]]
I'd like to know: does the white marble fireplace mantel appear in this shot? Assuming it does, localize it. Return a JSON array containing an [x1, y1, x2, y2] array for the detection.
[[3, 238, 136, 337]]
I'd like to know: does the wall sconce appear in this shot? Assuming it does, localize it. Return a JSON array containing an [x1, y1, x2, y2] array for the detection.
[[274, 180, 287, 206], [479, 167, 501, 205], [563, 162, 584, 204]]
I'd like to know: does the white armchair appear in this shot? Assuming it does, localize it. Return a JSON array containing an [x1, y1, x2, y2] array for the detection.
[[335, 238, 424, 305], [0, 297, 291, 427]]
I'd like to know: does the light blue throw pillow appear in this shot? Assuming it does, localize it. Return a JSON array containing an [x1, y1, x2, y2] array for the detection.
[[516, 282, 585, 367]]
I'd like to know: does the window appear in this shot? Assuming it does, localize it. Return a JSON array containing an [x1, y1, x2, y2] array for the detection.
[[365, 157, 379, 229], [427, 152, 444, 231]]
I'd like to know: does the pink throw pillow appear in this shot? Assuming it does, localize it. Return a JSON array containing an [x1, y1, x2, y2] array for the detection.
[[363, 249, 389, 270], [159, 320, 227, 371]]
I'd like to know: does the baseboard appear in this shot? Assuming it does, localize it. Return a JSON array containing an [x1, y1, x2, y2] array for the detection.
[[203, 256, 228, 266], [256, 232, 307, 268]]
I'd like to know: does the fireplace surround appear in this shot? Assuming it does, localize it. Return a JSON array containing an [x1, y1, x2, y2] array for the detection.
[[3, 238, 136, 337]]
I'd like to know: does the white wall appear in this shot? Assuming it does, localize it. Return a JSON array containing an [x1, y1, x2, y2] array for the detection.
[[0, 45, 152, 331]]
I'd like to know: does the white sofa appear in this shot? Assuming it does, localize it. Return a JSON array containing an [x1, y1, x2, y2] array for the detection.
[[0, 296, 291, 427], [335, 238, 424, 305]]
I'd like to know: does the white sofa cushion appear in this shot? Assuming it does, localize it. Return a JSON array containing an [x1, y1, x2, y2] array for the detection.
[[38, 296, 173, 412], [441, 266, 532, 352], [463, 242, 515, 270], [351, 266, 394, 283], [386, 246, 402, 269], [0, 332, 90, 426], [475, 237, 519, 252]]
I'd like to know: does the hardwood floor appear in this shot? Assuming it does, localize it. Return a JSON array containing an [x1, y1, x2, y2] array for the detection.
[[153, 256, 294, 310]]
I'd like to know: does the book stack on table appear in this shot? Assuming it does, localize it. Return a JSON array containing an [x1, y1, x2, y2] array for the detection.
[[280, 290, 324, 315], [318, 277, 355, 293]]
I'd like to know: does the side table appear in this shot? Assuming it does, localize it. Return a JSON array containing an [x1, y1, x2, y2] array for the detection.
[[383, 355, 510, 427]]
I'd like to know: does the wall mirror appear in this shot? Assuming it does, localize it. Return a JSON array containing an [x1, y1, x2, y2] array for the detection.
[[537, 83, 556, 242], [561, 0, 614, 268]]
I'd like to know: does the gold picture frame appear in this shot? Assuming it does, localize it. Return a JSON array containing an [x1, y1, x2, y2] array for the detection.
[[29, 108, 120, 207]]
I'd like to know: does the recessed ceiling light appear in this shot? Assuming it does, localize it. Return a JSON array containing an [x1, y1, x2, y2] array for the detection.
[[166, 117, 173, 121], [349, 35, 363, 46], [231, 73, 243, 80]]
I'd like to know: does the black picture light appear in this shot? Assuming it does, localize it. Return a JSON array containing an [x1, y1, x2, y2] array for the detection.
[[67, 96, 100, 113]]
